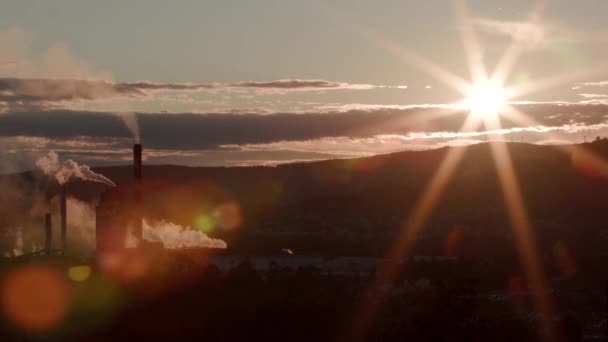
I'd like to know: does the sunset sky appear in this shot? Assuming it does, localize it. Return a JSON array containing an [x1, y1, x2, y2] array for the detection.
[[1, 0, 608, 172]]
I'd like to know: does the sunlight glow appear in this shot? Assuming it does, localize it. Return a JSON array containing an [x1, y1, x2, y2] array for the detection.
[[335, 0, 605, 339], [465, 81, 508, 115]]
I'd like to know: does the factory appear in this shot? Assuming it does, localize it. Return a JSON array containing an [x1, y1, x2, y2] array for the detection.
[[13, 144, 147, 264]]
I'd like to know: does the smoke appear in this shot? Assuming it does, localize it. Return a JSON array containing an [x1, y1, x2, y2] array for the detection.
[[65, 197, 96, 251], [3, 226, 25, 257], [36, 151, 116, 187], [0, 27, 112, 81], [143, 220, 227, 249], [57, 199, 227, 251], [117, 112, 140, 143], [12, 227, 23, 256]]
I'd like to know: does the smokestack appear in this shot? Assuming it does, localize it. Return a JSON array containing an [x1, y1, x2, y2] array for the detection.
[[45, 213, 52, 255], [133, 144, 143, 240], [134, 144, 142, 181], [60, 185, 67, 253]]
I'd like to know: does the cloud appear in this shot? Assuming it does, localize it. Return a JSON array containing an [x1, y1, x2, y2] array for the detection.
[[473, 16, 548, 48], [575, 81, 608, 88], [229, 136, 466, 156], [230, 119, 608, 156], [118, 79, 383, 96], [1, 101, 608, 172], [0, 103, 606, 151], [579, 93, 608, 99], [0, 78, 142, 103], [0, 77, 385, 111]]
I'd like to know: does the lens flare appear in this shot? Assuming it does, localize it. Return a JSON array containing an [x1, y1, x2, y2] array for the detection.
[[212, 202, 242, 230], [194, 214, 215, 233], [68, 265, 92, 282], [2, 265, 70, 332]]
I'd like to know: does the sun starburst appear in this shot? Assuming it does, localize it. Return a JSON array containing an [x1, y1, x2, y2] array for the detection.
[[464, 80, 509, 116], [337, 0, 604, 340]]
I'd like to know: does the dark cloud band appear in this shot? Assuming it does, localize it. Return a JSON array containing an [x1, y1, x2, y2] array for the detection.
[[0, 103, 606, 150]]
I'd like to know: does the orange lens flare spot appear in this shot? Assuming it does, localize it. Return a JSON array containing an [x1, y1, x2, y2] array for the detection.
[[213, 202, 242, 230], [571, 150, 608, 178], [2, 265, 70, 332]]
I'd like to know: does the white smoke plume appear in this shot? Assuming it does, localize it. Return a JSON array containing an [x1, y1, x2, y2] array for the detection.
[[143, 220, 227, 249], [66, 197, 96, 250], [36, 151, 116, 187], [117, 112, 140, 143]]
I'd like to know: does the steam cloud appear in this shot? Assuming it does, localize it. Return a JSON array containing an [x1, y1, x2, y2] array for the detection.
[[143, 220, 227, 249], [36, 151, 116, 187]]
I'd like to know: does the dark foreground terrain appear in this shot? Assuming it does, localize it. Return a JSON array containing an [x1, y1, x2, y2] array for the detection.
[[1, 141, 608, 341]]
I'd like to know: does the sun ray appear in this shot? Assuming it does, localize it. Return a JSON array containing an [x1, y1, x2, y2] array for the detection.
[[322, 1, 608, 340], [344, 114, 482, 341], [484, 113, 558, 342], [319, 4, 471, 94], [452, 0, 487, 84], [357, 28, 472, 94]]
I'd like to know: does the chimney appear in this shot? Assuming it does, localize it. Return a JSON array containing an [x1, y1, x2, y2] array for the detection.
[[60, 185, 67, 253], [133, 144, 143, 240], [45, 213, 52, 255], [134, 144, 142, 181]]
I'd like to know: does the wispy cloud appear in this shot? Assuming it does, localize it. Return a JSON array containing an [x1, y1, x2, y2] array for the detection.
[[122, 79, 382, 92], [575, 81, 608, 88], [473, 16, 548, 48], [579, 93, 608, 99], [0, 77, 386, 111]]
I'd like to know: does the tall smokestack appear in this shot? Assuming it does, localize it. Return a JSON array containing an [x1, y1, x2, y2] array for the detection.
[[45, 213, 52, 255], [60, 185, 67, 253], [134, 144, 142, 181], [133, 144, 143, 240]]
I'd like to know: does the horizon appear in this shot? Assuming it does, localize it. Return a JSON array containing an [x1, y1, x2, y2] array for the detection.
[[4, 139, 602, 175], [1, 1, 608, 171]]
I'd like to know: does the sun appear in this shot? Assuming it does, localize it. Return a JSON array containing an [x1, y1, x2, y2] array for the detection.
[[464, 80, 508, 115]]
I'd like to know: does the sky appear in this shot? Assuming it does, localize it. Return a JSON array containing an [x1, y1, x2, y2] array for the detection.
[[1, 0, 608, 172]]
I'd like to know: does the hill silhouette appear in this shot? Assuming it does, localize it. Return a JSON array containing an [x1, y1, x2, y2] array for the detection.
[[3, 141, 608, 258]]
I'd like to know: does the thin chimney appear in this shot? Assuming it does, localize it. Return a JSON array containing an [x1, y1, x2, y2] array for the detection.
[[60, 185, 67, 253], [133, 144, 143, 240], [45, 213, 52, 255]]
